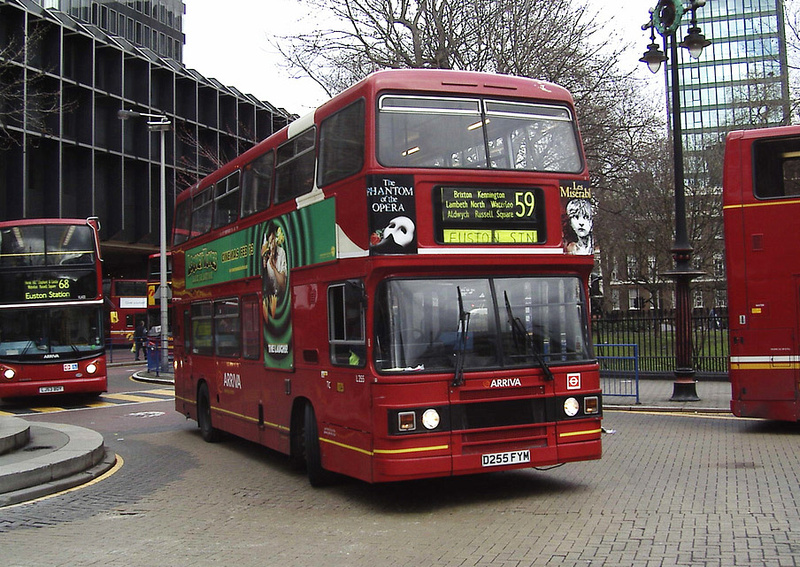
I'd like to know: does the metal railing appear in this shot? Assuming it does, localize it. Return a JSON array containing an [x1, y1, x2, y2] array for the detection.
[[592, 312, 728, 379], [595, 343, 640, 403]]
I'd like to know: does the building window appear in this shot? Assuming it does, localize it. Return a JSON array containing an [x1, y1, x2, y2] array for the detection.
[[713, 253, 724, 278], [628, 288, 641, 310]]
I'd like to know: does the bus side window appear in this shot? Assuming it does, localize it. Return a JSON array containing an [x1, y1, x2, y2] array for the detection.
[[783, 157, 800, 196], [214, 298, 240, 358], [753, 137, 800, 198], [191, 302, 213, 355], [328, 281, 365, 367], [183, 308, 192, 354], [241, 151, 273, 219], [318, 99, 365, 187], [213, 171, 240, 229], [191, 187, 214, 236], [241, 294, 260, 360], [275, 128, 315, 204], [173, 197, 192, 245]]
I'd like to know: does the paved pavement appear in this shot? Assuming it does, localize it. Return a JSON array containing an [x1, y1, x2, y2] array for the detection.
[[1, 349, 733, 509], [603, 378, 731, 414], [4, 377, 799, 566]]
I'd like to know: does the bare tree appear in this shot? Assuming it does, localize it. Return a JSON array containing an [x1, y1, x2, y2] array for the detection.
[[275, 0, 660, 191], [783, 0, 800, 122]]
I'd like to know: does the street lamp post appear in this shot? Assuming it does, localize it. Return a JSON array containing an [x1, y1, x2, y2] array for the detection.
[[640, 0, 710, 401], [118, 109, 171, 371]]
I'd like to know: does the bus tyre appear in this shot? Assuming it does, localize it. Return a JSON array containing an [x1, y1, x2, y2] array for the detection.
[[198, 382, 221, 443], [303, 403, 332, 487]]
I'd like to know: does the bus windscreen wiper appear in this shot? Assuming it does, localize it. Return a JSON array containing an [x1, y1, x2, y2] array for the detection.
[[504, 291, 554, 381], [452, 286, 471, 387]]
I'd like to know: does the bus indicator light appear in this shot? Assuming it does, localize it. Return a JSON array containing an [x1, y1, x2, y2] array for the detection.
[[398, 411, 416, 431]]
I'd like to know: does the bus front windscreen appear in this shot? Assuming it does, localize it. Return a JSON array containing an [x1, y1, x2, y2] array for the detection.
[[374, 276, 592, 373], [377, 95, 583, 172], [0, 305, 104, 361]]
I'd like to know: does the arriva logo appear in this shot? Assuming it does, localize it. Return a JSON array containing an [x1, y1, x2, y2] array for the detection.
[[223, 372, 242, 389], [484, 378, 522, 388]]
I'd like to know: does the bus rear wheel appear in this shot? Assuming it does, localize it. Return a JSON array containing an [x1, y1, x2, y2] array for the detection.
[[197, 382, 221, 443]]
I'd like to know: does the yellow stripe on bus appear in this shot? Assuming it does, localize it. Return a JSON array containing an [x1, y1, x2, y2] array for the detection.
[[373, 444, 450, 455], [210, 405, 290, 431], [559, 428, 602, 438], [320, 437, 449, 457], [730, 363, 800, 370], [723, 199, 800, 210]]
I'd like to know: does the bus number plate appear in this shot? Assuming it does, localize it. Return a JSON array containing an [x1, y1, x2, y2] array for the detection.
[[39, 386, 64, 394], [63, 363, 79, 372], [481, 450, 531, 467]]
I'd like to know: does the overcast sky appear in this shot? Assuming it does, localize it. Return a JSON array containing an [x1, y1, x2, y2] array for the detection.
[[182, 0, 657, 116]]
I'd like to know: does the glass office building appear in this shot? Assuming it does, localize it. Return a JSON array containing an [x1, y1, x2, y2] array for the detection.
[[669, 0, 790, 176], [34, 0, 184, 60]]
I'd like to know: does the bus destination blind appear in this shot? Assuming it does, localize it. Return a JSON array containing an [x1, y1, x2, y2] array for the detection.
[[437, 186, 545, 244]]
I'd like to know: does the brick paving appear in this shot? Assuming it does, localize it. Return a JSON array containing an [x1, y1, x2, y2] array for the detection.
[[1, 381, 799, 566]]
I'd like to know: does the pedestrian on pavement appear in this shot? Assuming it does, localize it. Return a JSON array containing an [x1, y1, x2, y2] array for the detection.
[[133, 320, 147, 361]]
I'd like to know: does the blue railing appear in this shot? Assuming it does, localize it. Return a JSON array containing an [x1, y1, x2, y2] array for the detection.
[[595, 343, 640, 404]]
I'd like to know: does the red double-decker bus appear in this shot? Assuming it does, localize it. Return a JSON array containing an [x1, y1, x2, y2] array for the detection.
[[0, 218, 106, 398], [103, 278, 148, 346], [172, 70, 602, 484], [724, 125, 800, 421]]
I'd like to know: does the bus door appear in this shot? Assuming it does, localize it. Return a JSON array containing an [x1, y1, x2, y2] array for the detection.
[[321, 281, 372, 438]]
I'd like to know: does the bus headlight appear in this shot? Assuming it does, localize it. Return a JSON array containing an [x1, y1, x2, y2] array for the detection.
[[421, 409, 440, 430], [3, 368, 14, 380], [564, 397, 580, 417], [86, 363, 98, 374]]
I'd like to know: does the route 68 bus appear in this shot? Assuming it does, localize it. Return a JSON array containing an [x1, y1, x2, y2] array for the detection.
[[0, 218, 106, 398], [172, 70, 602, 484]]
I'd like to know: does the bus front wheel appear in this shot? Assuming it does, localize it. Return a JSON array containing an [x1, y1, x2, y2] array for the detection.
[[303, 403, 332, 487], [197, 382, 221, 443]]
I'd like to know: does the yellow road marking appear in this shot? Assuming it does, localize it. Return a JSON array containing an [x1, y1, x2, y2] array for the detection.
[[104, 393, 162, 403]]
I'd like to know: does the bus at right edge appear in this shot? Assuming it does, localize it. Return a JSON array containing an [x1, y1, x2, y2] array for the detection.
[[723, 125, 800, 421]]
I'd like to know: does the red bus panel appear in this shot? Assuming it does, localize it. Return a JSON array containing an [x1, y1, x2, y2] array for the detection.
[[724, 126, 800, 421]]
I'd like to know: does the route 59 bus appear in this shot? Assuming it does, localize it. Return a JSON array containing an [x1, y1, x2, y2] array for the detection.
[[172, 70, 602, 484], [0, 218, 106, 398], [724, 125, 800, 421]]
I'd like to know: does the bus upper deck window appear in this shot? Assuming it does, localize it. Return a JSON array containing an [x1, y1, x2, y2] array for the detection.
[[241, 151, 273, 218], [275, 129, 316, 204], [753, 137, 800, 199]]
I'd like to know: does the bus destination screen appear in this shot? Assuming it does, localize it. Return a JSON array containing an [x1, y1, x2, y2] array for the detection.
[[435, 186, 546, 245]]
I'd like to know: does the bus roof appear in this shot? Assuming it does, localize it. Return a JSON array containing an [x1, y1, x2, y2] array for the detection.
[[176, 69, 579, 205], [726, 124, 800, 142], [0, 218, 97, 227]]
